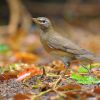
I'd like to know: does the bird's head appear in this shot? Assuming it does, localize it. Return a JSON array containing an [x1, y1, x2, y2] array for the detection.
[[32, 17, 53, 32]]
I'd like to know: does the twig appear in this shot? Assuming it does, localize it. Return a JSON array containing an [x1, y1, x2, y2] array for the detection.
[[31, 89, 52, 100], [47, 73, 60, 77], [53, 89, 66, 98], [53, 75, 62, 89]]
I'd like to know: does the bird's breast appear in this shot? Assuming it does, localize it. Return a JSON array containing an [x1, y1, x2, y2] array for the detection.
[[41, 39, 54, 52]]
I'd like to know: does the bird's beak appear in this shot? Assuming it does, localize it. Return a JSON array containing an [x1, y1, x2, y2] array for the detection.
[[32, 18, 39, 24]]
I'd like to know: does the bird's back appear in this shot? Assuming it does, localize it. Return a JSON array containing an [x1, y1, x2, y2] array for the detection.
[[47, 31, 100, 63]]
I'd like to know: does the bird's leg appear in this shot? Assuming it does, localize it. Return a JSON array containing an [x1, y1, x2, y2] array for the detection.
[[81, 64, 91, 74], [89, 63, 92, 70], [63, 62, 71, 76], [67, 62, 71, 67], [89, 63, 92, 74]]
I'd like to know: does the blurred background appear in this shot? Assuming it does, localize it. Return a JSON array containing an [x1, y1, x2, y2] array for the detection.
[[0, 0, 100, 64]]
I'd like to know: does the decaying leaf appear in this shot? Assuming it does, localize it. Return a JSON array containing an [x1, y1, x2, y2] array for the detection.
[[13, 93, 32, 100], [17, 66, 42, 81], [0, 72, 17, 81], [93, 87, 100, 94], [57, 84, 81, 91]]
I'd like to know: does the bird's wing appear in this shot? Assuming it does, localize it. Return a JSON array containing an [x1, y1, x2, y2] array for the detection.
[[47, 33, 91, 55]]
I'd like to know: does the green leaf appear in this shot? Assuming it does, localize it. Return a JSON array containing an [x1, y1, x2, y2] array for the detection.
[[78, 63, 100, 73], [0, 44, 10, 54], [78, 66, 89, 73], [71, 73, 100, 84]]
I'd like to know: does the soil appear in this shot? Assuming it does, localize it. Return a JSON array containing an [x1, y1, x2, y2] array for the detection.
[[0, 75, 99, 100]]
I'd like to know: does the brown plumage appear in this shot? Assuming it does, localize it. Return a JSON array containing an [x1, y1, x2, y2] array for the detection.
[[32, 17, 100, 66]]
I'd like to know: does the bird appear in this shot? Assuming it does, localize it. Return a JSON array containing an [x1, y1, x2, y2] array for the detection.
[[32, 17, 100, 67]]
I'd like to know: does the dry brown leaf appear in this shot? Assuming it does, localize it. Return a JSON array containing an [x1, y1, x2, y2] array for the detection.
[[13, 93, 32, 100], [0, 72, 17, 81], [57, 84, 81, 91], [13, 52, 39, 63]]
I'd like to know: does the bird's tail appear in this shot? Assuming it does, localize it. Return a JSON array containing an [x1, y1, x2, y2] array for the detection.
[[93, 56, 100, 62], [76, 53, 100, 64]]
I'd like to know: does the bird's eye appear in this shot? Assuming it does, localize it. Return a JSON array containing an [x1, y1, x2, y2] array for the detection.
[[42, 20, 46, 23], [39, 19, 46, 23]]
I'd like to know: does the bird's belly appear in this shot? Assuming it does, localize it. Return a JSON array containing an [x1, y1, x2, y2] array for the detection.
[[50, 50, 74, 58], [50, 50, 75, 65], [42, 41, 76, 65]]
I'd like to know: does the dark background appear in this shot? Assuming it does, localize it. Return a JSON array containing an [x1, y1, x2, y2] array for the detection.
[[0, 0, 100, 24]]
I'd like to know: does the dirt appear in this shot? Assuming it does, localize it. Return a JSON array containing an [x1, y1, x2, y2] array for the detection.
[[0, 79, 32, 100], [0, 75, 99, 100]]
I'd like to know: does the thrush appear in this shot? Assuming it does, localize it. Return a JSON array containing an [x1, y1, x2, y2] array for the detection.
[[32, 17, 100, 67]]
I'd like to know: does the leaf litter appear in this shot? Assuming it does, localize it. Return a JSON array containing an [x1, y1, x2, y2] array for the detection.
[[0, 60, 100, 100]]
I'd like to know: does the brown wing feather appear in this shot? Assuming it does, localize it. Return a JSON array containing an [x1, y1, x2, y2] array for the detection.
[[47, 33, 91, 55]]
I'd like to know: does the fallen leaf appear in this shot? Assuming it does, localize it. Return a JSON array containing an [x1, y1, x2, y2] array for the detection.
[[57, 84, 81, 91], [16, 66, 42, 81], [14, 52, 39, 63], [13, 93, 32, 100], [94, 87, 100, 94], [0, 72, 17, 81], [71, 73, 100, 84], [51, 60, 65, 71]]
